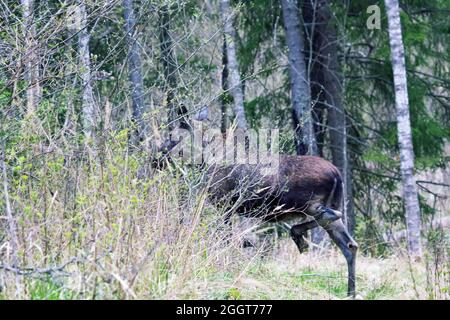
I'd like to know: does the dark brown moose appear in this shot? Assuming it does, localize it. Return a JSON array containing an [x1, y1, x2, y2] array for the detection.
[[154, 107, 358, 297]]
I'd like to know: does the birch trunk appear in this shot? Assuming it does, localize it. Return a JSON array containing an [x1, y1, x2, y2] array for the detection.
[[124, 0, 145, 142], [385, 0, 422, 258], [77, 0, 96, 141], [281, 0, 316, 156], [282, 0, 322, 244], [220, 0, 247, 131], [21, 0, 41, 115]]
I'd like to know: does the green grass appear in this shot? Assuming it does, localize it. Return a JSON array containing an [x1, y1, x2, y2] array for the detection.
[[27, 278, 75, 300], [365, 282, 398, 300], [167, 242, 441, 300]]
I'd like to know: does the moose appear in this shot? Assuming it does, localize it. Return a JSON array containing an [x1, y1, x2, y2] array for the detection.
[[153, 106, 358, 297]]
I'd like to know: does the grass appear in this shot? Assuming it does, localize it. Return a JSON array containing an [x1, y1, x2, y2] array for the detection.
[[27, 278, 75, 300], [0, 235, 444, 300], [0, 135, 447, 300], [175, 243, 435, 300]]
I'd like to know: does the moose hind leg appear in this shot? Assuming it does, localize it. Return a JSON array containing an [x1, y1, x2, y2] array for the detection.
[[315, 204, 342, 222], [290, 224, 309, 253], [289, 219, 321, 253], [322, 219, 358, 297], [290, 203, 344, 254]]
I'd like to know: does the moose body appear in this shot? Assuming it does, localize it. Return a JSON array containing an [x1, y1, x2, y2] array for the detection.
[[206, 155, 358, 296], [208, 155, 342, 218], [155, 108, 358, 296]]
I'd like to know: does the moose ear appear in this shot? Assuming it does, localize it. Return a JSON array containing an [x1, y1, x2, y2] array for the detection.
[[193, 105, 209, 121]]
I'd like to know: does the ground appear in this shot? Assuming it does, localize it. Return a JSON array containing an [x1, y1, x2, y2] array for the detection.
[[14, 238, 446, 300], [171, 239, 445, 300]]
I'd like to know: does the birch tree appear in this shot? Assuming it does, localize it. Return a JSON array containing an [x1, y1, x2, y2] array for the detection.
[[124, 0, 145, 143], [282, 0, 323, 245], [77, 0, 96, 141], [21, 0, 41, 115], [385, 0, 422, 258], [281, 0, 317, 156], [220, 0, 247, 131]]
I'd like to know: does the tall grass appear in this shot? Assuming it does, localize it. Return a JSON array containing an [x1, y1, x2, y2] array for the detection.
[[0, 129, 448, 299], [0, 130, 246, 299]]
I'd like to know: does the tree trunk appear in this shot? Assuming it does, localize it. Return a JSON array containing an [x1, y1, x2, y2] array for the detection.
[[21, 0, 41, 116], [281, 0, 316, 156], [159, 5, 178, 132], [221, 35, 229, 135], [385, 0, 422, 258], [312, 0, 356, 236], [123, 0, 145, 143], [77, 0, 97, 141], [282, 0, 322, 244], [220, 0, 247, 131], [302, 0, 326, 157]]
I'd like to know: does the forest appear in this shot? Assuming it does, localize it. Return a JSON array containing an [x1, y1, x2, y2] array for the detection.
[[0, 0, 448, 300]]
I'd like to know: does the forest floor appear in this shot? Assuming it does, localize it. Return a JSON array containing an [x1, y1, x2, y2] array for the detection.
[[9, 238, 446, 300], [172, 239, 445, 300]]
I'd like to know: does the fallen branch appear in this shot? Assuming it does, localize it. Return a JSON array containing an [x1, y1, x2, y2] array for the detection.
[[0, 257, 79, 277]]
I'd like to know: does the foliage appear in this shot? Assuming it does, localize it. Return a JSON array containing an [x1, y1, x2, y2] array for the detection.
[[0, 0, 448, 299]]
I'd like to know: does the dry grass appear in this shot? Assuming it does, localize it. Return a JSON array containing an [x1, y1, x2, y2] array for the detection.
[[0, 134, 448, 300], [182, 239, 448, 300]]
